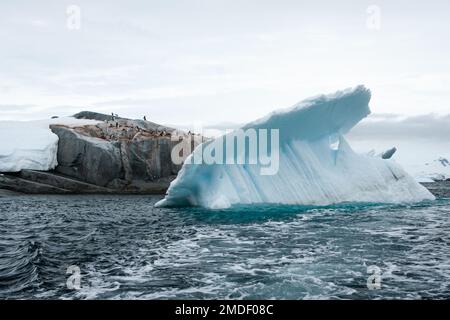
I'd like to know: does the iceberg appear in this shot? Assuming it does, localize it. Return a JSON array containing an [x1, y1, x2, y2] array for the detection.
[[0, 117, 99, 172], [156, 85, 435, 208]]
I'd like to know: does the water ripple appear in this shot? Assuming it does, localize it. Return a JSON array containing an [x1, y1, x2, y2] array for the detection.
[[0, 192, 449, 299]]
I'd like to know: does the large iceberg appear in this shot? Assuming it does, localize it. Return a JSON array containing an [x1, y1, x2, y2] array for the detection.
[[0, 118, 99, 172], [156, 85, 435, 208]]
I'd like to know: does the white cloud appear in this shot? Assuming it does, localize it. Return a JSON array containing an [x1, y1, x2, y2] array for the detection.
[[1, 0, 450, 123]]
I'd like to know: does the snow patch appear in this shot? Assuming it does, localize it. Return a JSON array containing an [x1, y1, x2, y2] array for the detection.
[[0, 117, 99, 172]]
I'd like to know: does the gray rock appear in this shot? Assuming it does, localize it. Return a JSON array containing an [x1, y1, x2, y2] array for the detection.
[[0, 174, 70, 194], [47, 113, 193, 193], [50, 125, 123, 187], [19, 169, 113, 194], [0, 188, 23, 196]]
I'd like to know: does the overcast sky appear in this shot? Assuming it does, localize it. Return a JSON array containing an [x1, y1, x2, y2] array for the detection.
[[1, 0, 450, 126]]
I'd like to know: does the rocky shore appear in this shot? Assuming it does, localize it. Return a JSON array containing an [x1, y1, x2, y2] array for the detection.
[[0, 112, 201, 195]]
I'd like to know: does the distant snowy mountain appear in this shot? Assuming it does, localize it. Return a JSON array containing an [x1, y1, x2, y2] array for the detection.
[[412, 157, 450, 182], [363, 146, 450, 182]]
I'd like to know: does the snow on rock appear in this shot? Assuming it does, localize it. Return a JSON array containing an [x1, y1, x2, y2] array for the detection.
[[156, 85, 435, 208], [0, 117, 99, 172]]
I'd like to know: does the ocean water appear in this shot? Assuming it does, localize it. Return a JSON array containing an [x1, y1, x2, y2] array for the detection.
[[0, 186, 449, 299]]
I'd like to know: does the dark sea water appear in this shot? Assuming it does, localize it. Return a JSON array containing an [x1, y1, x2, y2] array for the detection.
[[0, 185, 449, 299]]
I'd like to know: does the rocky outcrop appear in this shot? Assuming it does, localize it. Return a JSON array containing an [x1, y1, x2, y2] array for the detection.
[[0, 112, 202, 194], [50, 126, 124, 187], [48, 112, 200, 193]]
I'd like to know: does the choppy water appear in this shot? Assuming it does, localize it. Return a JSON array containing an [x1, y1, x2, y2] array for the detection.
[[0, 186, 449, 299]]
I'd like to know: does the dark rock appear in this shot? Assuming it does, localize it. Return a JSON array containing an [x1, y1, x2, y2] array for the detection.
[[18, 169, 113, 194], [0, 174, 70, 194]]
